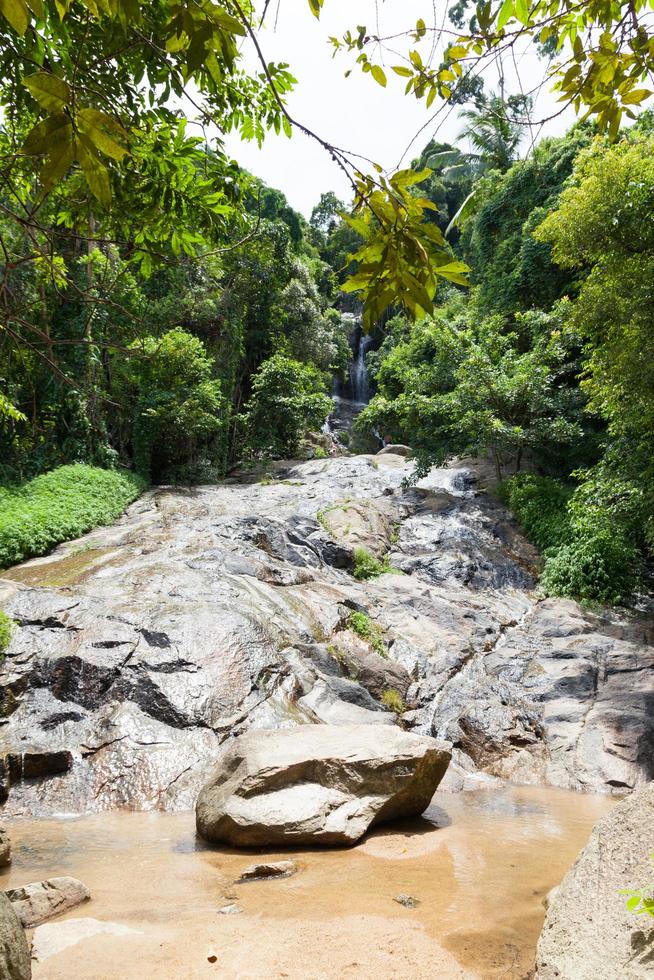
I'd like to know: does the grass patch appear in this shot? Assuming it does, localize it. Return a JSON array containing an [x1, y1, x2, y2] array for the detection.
[[352, 546, 402, 581], [0, 464, 145, 569], [346, 611, 387, 657], [0, 611, 14, 658], [381, 688, 406, 714], [317, 510, 335, 537]]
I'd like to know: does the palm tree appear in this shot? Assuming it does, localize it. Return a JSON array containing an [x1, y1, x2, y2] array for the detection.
[[458, 94, 525, 173], [442, 92, 530, 235]]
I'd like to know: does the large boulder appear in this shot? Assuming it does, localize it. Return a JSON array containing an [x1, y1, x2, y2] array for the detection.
[[5, 877, 90, 928], [0, 893, 31, 980], [536, 782, 654, 979], [378, 445, 412, 457], [196, 724, 451, 847]]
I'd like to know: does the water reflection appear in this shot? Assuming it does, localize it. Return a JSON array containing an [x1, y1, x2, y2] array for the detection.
[[2, 785, 615, 980]]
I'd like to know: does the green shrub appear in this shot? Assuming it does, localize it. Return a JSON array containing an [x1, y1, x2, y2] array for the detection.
[[346, 611, 387, 656], [116, 328, 225, 481], [500, 472, 641, 605], [352, 547, 393, 580], [540, 532, 641, 606], [0, 611, 14, 658], [240, 355, 333, 460], [498, 473, 572, 551], [0, 465, 145, 568], [381, 688, 406, 714]]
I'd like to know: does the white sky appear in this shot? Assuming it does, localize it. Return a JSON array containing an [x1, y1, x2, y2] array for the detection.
[[224, 2, 577, 217]]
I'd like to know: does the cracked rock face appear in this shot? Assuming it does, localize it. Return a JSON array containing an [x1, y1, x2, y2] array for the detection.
[[536, 782, 654, 979], [0, 453, 652, 816], [196, 725, 452, 847]]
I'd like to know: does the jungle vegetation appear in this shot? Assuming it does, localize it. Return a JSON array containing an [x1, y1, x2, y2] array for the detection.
[[0, 0, 652, 603]]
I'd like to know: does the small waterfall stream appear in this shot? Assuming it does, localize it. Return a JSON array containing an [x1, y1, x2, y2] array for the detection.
[[351, 327, 374, 404], [327, 316, 375, 437]]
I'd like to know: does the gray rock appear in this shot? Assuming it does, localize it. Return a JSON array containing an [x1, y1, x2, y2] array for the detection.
[[331, 632, 412, 702], [0, 827, 11, 867], [196, 724, 451, 847], [5, 876, 90, 928], [0, 893, 31, 980], [318, 498, 395, 557], [0, 454, 652, 815], [238, 861, 297, 882], [536, 782, 654, 979], [394, 893, 419, 909], [378, 445, 412, 457], [218, 903, 241, 915]]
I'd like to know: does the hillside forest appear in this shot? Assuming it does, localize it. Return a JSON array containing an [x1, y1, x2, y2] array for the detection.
[[0, 0, 652, 611]]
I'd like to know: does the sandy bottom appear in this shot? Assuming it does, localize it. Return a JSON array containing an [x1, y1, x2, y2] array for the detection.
[[2, 786, 614, 980]]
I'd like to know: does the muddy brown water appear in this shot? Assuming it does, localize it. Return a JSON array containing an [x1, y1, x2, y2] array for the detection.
[[2, 786, 614, 979]]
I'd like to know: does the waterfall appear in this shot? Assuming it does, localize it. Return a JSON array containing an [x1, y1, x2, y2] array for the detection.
[[351, 327, 374, 405], [325, 315, 375, 437]]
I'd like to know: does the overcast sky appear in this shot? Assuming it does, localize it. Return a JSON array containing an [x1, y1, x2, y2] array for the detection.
[[224, 2, 576, 217]]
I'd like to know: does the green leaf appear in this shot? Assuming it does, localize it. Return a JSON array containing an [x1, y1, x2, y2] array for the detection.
[[78, 108, 128, 161], [514, 0, 530, 26], [371, 65, 387, 87], [40, 139, 74, 193], [77, 136, 112, 208], [23, 112, 72, 155], [496, 0, 514, 31], [392, 65, 413, 77], [0, 0, 29, 34], [621, 88, 651, 105], [23, 72, 71, 111], [0, 389, 27, 421], [445, 186, 482, 236]]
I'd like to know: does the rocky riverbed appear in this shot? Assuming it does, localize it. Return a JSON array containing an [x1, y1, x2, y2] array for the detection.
[[3, 786, 614, 979], [1, 452, 653, 816]]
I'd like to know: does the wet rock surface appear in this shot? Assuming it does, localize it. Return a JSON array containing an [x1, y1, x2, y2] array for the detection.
[[238, 861, 297, 882], [536, 782, 654, 979], [0, 453, 652, 816], [30, 918, 140, 963], [196, 725, 451, 846]]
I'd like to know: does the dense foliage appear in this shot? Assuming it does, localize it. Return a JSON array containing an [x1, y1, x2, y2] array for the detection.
[[0, 0, 651, 605], [356, 119, 653, 604], [239, 354, 333, 461], [0, 464, 144, 567], [499, 474, 641, 605], [0, 177, 349, 483]]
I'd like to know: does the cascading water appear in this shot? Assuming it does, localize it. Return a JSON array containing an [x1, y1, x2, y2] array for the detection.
[[351, 327, 374, 404], [326, 315, 376, 437]]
